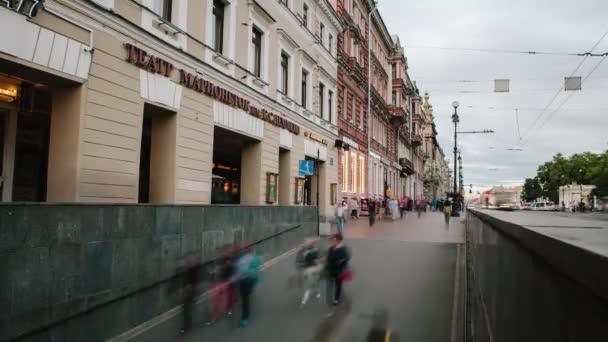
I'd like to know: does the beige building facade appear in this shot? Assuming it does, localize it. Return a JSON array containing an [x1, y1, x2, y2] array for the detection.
[[0, 0, 341, 216]]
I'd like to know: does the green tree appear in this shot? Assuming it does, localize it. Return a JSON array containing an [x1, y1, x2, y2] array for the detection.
[[521, 177, 542, 202], [531, 150, 608, 203]]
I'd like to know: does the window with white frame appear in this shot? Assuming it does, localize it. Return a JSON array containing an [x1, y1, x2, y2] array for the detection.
[[350, 152, 356, 193], [151, 0, 172, 21], [318, 82, 325, 117], [301, 69, 308, 108], [328, 90, 333, 123], [342, 89, 347, 118], [212, 0, 225, 53], [351, 95, 355, 124], [252, 26, 263, 77], [359, 156, 365, 193], [303, 3, 309, 28], [342, 153, 348, 192], [319, 23, 325, 45], [280, 51, 289, 94]]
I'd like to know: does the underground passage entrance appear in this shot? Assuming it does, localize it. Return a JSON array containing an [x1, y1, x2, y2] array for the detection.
[[212, 127, 259, 204]]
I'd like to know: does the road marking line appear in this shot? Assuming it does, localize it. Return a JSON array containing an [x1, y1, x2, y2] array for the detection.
[[107, 245, 302, 342], [450, 244, 462, 342]]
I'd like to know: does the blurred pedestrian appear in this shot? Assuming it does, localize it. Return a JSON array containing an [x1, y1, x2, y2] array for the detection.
[[233, 245, 261, 327], [389, 198, 400, 220], [350, 197, 359, 220], [366, 308, 399, 342], [342, 200, 349, 223], [416, 198, 425, 218], [399, 196, 407, 219], [443, 198, 452, 224], [295, 238, 322, 306], [335, 201, 346, 234], [368, 200, 376, 227], [326, 234, 350, 306], [210, 246, 236, 323], [174, 255, 200, 336]]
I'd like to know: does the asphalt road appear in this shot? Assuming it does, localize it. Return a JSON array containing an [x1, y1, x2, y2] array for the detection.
[[128, 212, 464, 342]]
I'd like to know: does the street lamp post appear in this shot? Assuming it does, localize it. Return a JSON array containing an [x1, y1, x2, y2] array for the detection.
[[451, 101, 459, 194], [451, 101, 460, 216], [458, 152, 463, 193]]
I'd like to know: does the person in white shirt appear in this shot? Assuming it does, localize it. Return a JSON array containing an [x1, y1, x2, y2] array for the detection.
[[335, 201, 346, 234]]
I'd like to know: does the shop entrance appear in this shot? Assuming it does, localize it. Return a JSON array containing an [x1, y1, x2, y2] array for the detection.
[[212, 127, 258, 204], [303, 156, 323, 206], [138, 103, 177, 203], [12, 110, 51, 202], [278, 148, 290, 205], [0, 80, 52, 202]]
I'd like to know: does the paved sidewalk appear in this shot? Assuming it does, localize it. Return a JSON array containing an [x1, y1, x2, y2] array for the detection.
[[126, 211, 464, 342], [342, 209, 465, 243]]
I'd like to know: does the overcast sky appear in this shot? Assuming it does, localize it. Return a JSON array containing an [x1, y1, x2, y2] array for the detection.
[[379, 0, 608, 193]]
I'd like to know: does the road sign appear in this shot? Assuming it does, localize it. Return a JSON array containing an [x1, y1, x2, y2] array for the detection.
[[299, 160, 314, 176]]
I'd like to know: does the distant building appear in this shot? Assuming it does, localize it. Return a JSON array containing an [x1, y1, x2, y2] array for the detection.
[[480, 186, 521, 208], [422, 92, 449, 200], [559, 184, 596, 209]]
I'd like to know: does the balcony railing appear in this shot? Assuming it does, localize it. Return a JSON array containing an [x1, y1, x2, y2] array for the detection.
[[412, 134, 423, 146], [399, 157, 415, 175], [347, 57, 366, 84]]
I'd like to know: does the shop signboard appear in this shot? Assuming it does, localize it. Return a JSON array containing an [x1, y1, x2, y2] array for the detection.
[[299, 160, 314, 176], [2, 0, 44, 18]]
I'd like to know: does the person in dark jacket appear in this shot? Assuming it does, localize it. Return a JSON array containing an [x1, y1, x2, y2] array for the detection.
[[368, 200, 376, 227], [326, 234, 350, 305], [175, 254, 200, 336]]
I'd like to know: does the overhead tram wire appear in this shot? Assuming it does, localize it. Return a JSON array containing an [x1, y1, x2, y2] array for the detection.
[[517, 26, 608, 144], [521, 54, 608, 145], [405, 45, 608, 57]]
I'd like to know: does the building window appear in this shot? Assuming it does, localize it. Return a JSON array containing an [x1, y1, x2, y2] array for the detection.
[[351, 95, 356, 124], [152, 0, 172, 21], [301, 69, 308, 108], [359, 156, 365, 193], [319, 23, 325, 45], [392, 91, 397, 105], [328, 34, 333, 54], [280, 51, 289, 94], [252, 26, 263, 77], [303, 3, 309, 27], [342, 153, 348, 192], [212, 0, 225, 53], [351, 152, 357, 193], [342, 89, 347, 118], [318, 82, 325, 117], [328, 90, 333, 123], [392, 64, 397, 80]]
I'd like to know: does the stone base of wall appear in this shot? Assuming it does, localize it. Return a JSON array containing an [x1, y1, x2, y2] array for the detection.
[[0, 204, 317, 341]]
